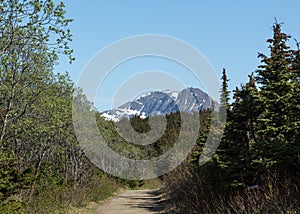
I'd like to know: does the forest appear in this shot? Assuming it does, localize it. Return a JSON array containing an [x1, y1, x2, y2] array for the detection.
[[0, 0, 299, 213]]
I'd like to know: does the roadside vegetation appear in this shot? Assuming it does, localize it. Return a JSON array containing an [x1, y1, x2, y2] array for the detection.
[[0, 1, 123, 213], [0, 0, 299, 213]]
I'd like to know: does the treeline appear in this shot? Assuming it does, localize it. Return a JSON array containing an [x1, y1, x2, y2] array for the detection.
[[162, 22, 300, 213], [0, 1, 121, 213]]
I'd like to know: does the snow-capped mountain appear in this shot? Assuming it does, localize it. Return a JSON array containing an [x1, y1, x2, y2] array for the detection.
[[102, 87, 216, 122]]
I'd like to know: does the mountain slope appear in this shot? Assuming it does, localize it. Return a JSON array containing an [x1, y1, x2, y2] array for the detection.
[[102, 87, 215, 122]]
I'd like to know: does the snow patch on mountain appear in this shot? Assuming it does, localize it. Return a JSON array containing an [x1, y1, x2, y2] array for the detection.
[[101, 87, 216, 122]]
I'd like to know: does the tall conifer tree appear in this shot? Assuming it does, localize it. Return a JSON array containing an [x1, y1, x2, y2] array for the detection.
[[255, 22, 297, 175]]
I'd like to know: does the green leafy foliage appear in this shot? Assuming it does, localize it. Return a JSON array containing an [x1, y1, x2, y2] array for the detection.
[[0, 1, 121, 212]]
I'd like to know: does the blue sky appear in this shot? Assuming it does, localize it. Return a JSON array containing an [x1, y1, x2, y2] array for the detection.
[[55, 1, 300, 111]]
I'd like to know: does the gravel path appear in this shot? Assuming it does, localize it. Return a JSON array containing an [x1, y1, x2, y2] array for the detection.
[[96, 189, 164, 214]]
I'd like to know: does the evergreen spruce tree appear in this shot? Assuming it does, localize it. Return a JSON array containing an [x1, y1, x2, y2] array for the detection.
[[255, 22, 297, 176], [219, 68, 230, 122], [226, 75, 262, 186], [210, 69, 237, 189], [288, 41, 300, 177], [290, 42, 300, 142]]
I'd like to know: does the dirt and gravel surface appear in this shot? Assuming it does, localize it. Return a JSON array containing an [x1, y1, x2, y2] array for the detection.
[[96, 189, 164, 214]]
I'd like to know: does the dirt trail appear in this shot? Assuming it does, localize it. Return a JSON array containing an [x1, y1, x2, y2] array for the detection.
[[96, 189, 164, 214]]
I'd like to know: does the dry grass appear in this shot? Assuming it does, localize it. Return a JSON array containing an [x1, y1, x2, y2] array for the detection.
[[28, 175, 121, 213], [161, 163, 300, 214]]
